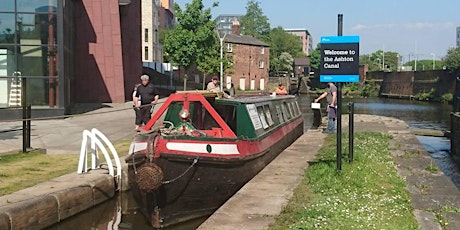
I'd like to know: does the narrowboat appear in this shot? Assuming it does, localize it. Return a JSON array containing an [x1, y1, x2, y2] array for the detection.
[[125, 91, 303, 228]]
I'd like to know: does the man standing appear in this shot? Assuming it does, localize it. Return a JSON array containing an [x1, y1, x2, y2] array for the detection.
[[314, 82, 337, 133], [134, 75, 159, 129]]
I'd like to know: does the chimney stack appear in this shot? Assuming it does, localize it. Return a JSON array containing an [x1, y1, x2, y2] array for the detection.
[[232, 18, 240, 35]]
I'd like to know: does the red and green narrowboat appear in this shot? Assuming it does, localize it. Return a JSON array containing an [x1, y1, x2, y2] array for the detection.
[[125, 90, 303, 228]]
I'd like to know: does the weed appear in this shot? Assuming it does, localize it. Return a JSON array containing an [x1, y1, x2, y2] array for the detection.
[[269, 132, 418, 229]]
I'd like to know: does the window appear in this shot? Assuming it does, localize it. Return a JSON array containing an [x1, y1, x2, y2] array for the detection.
[[144, 28, 148, 42], [263, 105, 274, 126], [260, 47, 264, 54], [226, 43, 232, 52], [144, 46, 149, 61], [259, 60, 264, 69], [257, 106, 269, 129]]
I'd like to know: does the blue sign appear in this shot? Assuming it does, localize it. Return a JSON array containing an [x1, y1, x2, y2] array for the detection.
[[320, 36, 360, 83]]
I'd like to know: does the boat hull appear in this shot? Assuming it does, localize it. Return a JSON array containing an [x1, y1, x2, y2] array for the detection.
[[126, 117, 303, 227]]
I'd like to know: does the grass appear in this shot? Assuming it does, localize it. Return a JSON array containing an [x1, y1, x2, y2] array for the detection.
[[0, 138, 132, 196], [269, 132, 418, 230]]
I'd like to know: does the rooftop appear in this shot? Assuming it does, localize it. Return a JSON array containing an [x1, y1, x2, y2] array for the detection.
[[225, 34, 269, 47]]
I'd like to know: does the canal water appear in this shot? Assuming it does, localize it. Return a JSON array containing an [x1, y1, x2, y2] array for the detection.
[[47, 96, 459, 230]]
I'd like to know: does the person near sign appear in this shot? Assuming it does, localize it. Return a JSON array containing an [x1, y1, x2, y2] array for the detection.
[[314, 82, 337, 133]]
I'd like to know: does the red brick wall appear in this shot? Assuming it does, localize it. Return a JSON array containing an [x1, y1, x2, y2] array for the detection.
[[120, 0, 142, 101], [74, 0, 126, 103], [227, 44, 269, 90]]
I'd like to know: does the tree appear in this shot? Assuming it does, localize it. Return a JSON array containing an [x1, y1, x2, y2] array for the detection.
[[277, 52, 294, 72], [268, 27, 304, 74], [403, 60, 444, 71], [443, 47, 460, 71], [359, 50, 400, 72], [309, 44, 321, 71], [240, 0, 270, 41], [163, 0, 218, 74]]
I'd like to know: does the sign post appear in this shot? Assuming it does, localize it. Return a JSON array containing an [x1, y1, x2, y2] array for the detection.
[[320, 15, 359, 171]]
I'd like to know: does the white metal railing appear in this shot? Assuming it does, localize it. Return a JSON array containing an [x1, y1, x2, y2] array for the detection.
[[77, 128, 121, 180]]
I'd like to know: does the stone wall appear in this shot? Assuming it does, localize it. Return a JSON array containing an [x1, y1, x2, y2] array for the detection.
[[366, 70, 459, 97]]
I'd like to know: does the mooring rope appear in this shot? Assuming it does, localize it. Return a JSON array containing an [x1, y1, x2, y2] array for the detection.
[[162, 156, 200, 184]]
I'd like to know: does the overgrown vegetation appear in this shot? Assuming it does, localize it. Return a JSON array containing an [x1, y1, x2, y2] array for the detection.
[[412, 89, 453, 103], [342, 80, 379, 98], [413, 88, 436, 101], [269, 132, 418, 230], [0, 139, 131, 196]]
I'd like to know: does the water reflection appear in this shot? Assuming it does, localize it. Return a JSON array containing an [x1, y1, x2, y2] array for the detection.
[[343, 98, 451, 130], [46, 190, 206, 230]]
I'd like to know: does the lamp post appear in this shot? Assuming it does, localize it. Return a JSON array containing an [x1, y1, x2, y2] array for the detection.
[[218, 32, 227, 92], [431, 53, 435, 70]]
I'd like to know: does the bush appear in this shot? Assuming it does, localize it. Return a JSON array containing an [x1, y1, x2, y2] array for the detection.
[[441, 93, 453, 103], [413, 88, 436, 101]]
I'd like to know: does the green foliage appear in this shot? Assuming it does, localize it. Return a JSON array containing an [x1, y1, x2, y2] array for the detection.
[[269, 132, 418, 230], [441, 93, 453, 103], [240, 0, 270, 41], [268, 27, 304, 75], [163, 0, 218, 71], [342, 81, 379, 97], [360, 50, 400, 72], [362, 80, 379, 97], [413, 88, 436, 101], [403, 60, 444, 71], [443, 46, 460, 71], [309, 43, 321, 70]]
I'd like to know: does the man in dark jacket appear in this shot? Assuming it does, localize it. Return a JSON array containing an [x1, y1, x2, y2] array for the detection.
[[134, 75, 159, 129]]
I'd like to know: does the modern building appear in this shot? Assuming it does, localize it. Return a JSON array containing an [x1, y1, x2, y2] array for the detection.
[[158, 0, 175, 29], [457, 26, 460, 47], [215, 14, 243, 36], [284, 28, 313, 56], [224, 20, 269, 91], [0, 0, 144, 119], [142, 0, 163, 71]]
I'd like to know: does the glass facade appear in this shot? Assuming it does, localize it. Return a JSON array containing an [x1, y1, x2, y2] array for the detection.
[[0, 0, 60, 108]]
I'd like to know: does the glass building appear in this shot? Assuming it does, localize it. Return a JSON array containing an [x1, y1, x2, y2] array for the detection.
[[0, 0, 68, 112], [0, 0, 146, 120]]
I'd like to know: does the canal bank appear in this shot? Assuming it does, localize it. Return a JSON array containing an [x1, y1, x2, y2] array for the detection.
[[199, 114, 460, 230]]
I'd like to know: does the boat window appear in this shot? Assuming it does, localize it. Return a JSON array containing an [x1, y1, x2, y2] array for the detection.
[[275, 105, 284, 123], [214, 104, 237, 133], [189, 102, 219, 130], [295, 101, 301, 115], [287, 102, 294, 118], [246, 104, 263, 130], [257, 106, 269, 129], [263, 105, 274, 126], [281, 103, 290, 121]]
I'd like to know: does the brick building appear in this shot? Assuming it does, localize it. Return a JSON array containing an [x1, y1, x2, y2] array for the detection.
[[224, 20, 270, 90]]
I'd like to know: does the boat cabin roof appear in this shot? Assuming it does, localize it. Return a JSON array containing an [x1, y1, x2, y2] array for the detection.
[[143, 91, 301, 140]]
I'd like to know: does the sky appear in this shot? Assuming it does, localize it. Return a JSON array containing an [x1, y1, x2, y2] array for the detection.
[[175, 0, 460, 61]]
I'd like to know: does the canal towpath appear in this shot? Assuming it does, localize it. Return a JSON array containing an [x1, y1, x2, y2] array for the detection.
[[0, 102, 137, 155], [199, 114, 460, 230]]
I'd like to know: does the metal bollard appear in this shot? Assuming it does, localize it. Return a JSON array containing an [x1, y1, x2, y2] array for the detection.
[[348, 102, 354, 163], [27, 105, 31, 149]]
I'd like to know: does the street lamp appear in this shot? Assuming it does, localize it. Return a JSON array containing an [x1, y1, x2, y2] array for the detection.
[[430, 53, 435, 70], [218, 32, 227, 92]]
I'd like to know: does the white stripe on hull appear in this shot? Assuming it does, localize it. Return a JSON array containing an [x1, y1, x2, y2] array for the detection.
[[129, 142, 148, 154], [166, 142, 239, 155]]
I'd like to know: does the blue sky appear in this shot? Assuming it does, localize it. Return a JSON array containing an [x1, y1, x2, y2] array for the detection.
[[175, 0, 460, 61]]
